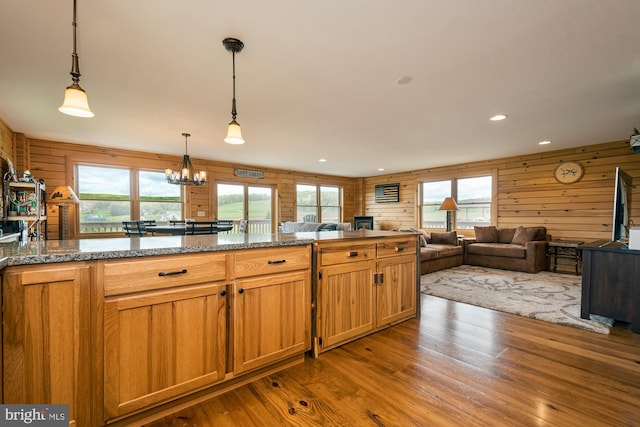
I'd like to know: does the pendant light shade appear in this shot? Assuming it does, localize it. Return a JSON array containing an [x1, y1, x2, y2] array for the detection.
[[223, 38, 244, 144], [224, 119, 244, 145], [59, 0, 94, 118], [165, 133, 207, 186]]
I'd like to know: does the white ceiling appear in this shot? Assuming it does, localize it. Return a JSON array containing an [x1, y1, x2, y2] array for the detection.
[[1, 0, 639, 178]]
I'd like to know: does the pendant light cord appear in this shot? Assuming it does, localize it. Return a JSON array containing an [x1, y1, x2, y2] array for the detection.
[[70, 0, 81, 85], [230, 50, 237, 121]]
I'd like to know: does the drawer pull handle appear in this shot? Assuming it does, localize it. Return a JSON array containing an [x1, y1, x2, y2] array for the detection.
[[220, 290, 227, 297], [348, 251, 359, 257], [238, 288, 245, 294], [395, 247, 404, 252], [158, 269, 187, 277], [268, 259, 287, 265]]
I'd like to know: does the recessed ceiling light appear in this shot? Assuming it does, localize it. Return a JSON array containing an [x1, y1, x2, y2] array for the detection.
[[538, 140, 551, 145], [490, 114, 507, 121], [318, 158, 327, 162], [395, 76, 412, 86], [378, 168, 385, 171]]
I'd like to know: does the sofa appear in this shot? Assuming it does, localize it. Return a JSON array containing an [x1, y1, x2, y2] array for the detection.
[[396, 228, 463, 275], [279, 221, 352, 233], [463, 225, 549, 273]]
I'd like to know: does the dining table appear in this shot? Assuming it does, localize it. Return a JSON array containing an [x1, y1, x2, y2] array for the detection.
[[145, 223, 233, 235]]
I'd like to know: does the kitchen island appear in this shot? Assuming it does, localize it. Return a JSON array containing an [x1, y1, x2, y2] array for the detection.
[[0, 230, 418, 426]]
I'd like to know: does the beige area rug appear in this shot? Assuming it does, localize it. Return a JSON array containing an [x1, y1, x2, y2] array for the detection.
[[420, 265, 614, 334]]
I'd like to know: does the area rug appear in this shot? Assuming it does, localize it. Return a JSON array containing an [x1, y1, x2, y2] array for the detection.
[[420, 265, 614, 334]]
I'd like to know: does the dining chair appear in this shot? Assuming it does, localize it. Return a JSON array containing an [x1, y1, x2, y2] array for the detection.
[[216, 219, 233, 233], [122, 220, 147, 237], [184, 221, 218, 235]]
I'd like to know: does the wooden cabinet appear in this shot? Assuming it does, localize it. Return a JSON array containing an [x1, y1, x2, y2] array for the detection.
[[2, 263, 91, 427], [580, 243, 640, 333], [233, 247, 311, 374], [315, 236, 418, 353], [101, 253, 228, 419]]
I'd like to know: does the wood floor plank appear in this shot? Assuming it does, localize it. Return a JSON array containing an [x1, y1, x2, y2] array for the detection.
[[146, 294, 640, 426]]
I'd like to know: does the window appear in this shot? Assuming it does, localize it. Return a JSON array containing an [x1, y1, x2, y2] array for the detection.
[[217, 183, 274, 233], [420, 180, 451, 229], [420, 175, 493, 230], [296, 184, 342, 222], [139, 170, 182, 221], [77, 165, 182, 234], [457, 176, 492, 229]]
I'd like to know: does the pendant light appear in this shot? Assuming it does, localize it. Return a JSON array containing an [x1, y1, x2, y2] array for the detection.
[[165, 133, 207, 186], [223, 38, 245, 144], [59, 0, 94, 118]]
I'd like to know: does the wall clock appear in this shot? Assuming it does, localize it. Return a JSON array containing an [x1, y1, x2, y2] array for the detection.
[[554, 161, 584, 184]]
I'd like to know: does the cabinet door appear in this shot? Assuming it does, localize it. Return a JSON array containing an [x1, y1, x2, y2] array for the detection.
[[376, 254, 417, 328], [104, 283, 227, 419], [234, 271, 310, 374], [316, 261, 375, 351], [3, 264, 91, 427]]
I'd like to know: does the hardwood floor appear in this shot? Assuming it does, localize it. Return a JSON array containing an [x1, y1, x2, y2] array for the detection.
[[146, 294, 640, 426]]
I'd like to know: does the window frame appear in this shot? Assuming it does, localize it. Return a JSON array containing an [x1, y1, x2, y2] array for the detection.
[[419, 172, 495, 231], [295, 183, 343, 223], [75, 163, 184, 236]]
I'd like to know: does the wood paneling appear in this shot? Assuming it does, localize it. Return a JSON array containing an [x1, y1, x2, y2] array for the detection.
[[6, 128, 640, 244], [19, 137, 356, 239], [364, 140, 640, 243]]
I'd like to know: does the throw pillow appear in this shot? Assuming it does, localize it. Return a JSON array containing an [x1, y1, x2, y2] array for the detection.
[[430, 231, 458, 246], [497, 228, 516, 243], [511, 226, 547, 245], [474, 226, 497, 243]]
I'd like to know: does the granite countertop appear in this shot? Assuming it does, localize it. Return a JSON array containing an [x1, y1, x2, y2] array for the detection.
[[0, 233, 315, 268], [0, 229, 419, 269]]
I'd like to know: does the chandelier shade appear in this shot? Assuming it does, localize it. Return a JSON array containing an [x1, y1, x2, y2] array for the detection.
[[59, 0, 94, 118], [165, 133, 206, 186]]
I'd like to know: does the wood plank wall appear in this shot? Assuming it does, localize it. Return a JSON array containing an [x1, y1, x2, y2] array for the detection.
[[364, 140, 640, 243], [20, 136, 356, 239]]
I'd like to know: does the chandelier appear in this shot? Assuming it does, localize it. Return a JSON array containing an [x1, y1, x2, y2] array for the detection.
[[165, 133, 206, 186]]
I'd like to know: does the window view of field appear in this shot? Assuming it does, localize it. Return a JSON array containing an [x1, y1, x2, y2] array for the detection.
[[422, 176, 492, 229]]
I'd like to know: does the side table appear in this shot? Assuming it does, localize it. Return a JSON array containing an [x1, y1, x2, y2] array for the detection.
[[547, 240, 584, 274]]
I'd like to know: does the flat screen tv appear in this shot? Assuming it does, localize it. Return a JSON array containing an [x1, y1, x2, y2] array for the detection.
[[353, 216, 374, 230], [612, 167, 633, 243]]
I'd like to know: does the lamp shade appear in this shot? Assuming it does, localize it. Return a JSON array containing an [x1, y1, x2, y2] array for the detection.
[[224, 120, 244, 144], [439, 197, 458, 211], [48, 186, 80, 204], [59, 86, 94, 118]]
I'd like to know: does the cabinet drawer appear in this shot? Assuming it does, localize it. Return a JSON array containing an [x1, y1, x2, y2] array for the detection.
[[319, 243, 376, 266], [103, 253, 226, 296], [377, 238, 417, 258], [234, 246, 310, 278]]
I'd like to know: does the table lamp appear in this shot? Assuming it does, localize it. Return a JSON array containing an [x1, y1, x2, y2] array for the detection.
[[439, 197, 458, 232]]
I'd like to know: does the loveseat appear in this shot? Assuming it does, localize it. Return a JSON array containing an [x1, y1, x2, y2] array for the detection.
[[463, 225, 549, 273]]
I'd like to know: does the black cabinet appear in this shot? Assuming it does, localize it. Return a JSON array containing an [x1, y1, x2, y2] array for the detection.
[[580, 241, 640, 333]]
